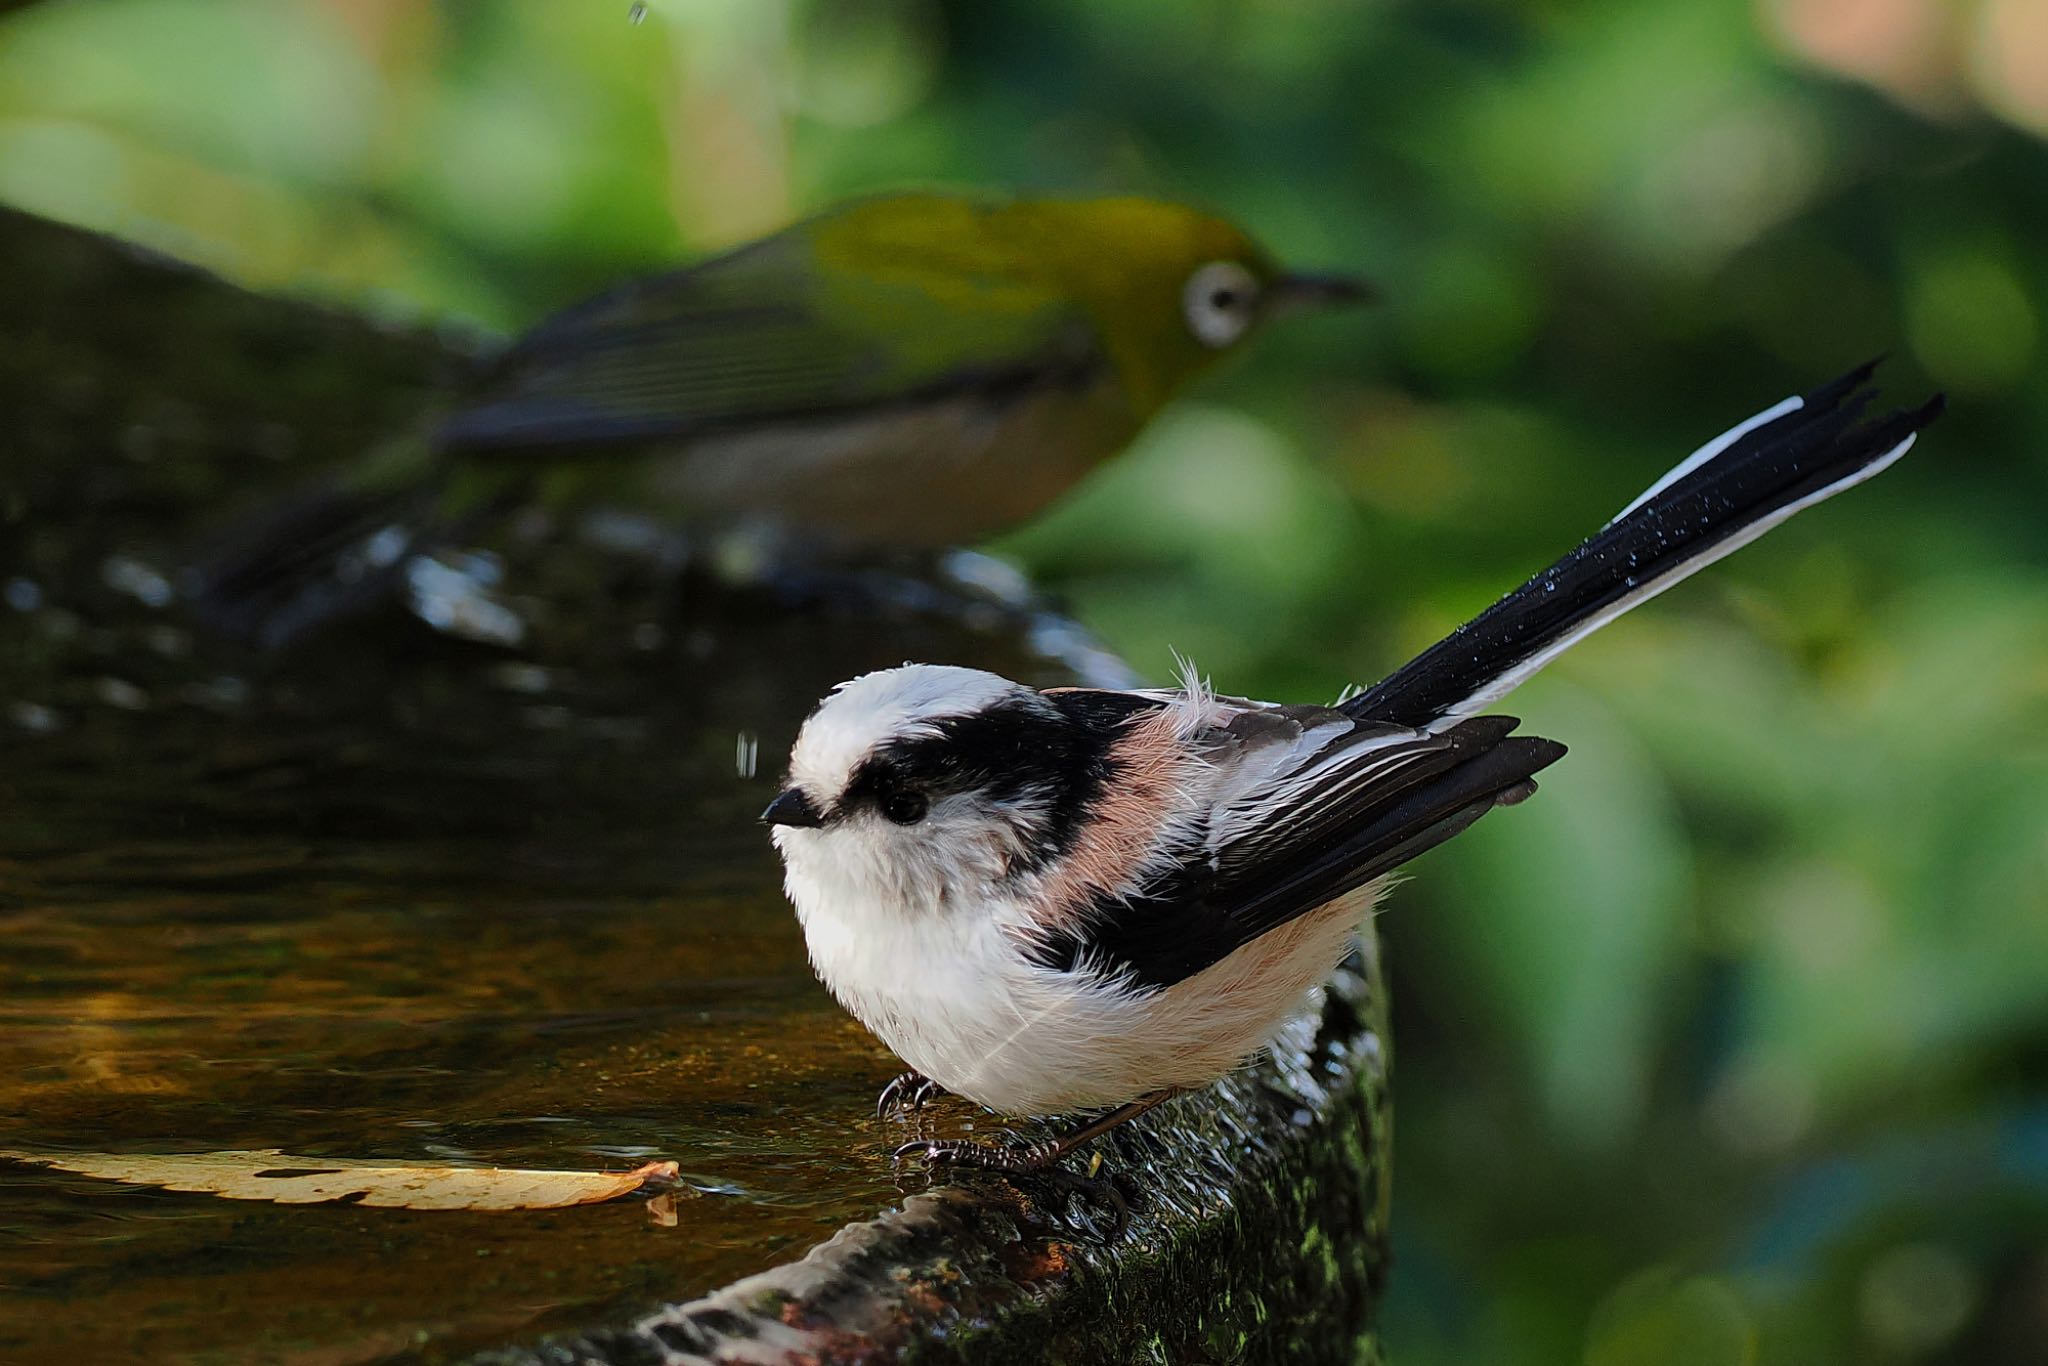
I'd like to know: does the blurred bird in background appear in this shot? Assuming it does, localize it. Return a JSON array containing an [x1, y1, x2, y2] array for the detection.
[[192, 190, 1371, 647]]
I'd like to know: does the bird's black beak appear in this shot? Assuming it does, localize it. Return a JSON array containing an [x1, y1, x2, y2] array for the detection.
[[760, 787, 825, 829], [1269, 272, 1378, 317]]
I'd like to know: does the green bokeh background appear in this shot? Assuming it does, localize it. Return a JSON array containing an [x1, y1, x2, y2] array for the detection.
[[2, 0, 2043, 1361]]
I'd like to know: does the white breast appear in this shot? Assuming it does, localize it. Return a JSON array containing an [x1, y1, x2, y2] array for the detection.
[[781, 821, 1381, 1115]]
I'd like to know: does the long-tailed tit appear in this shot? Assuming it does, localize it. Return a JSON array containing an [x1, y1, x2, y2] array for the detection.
[[762, 362, 1943, 1173]]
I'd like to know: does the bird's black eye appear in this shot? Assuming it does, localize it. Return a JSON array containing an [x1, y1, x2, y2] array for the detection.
[[881, 790, 929, 826], [1210, 286, 1239, 310]]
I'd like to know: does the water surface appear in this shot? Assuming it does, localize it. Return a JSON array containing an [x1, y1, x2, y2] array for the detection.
[[0, 561, 1117, 1364], [0, 205, 1125, 1363]]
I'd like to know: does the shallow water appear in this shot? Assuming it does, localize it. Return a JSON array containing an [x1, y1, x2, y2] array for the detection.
[[0, 562, 1120, 1365]]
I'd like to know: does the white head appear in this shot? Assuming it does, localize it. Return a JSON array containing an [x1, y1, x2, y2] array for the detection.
[[763, 665, 1086, 918]]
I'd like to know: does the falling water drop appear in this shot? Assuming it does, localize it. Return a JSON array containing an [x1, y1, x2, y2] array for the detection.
[[628, 1, 648, 24]]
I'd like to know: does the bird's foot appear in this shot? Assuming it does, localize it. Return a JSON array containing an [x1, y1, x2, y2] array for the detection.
[[889, 1091, 1179, 1178], [875, 1071, 942, 1122], [1034, 1163, 1132, 1242], [891, 1137, 1130, 1238], [891, 1134, 1062, 1175]]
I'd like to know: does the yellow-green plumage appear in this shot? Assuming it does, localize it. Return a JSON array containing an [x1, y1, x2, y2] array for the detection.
[[199, 190, 1366, 642]]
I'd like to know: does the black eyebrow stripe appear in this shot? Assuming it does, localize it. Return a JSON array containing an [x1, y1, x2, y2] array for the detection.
[[835, 692, 1164, 870]]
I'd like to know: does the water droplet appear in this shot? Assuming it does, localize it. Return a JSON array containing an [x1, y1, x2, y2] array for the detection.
[[144, 624, 193, 659], [7, 700, 63, 733], [100, 555, 175, 608], [489, 662, 555, 696], [628, 1, 648, 23], [404, 553, 527, 647], [94, 677, 150, 711], [735, 731, 760, 779], [179, 676, 250, 711], [362, 526, 412, 570]]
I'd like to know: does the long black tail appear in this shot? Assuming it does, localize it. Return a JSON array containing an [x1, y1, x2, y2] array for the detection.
[[1347, 362, 1945, 728], [184, 477, 443, 650]]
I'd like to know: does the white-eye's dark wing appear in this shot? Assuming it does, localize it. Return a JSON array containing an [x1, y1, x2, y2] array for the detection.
[[436, 217, 1104, 455], [1034, 362, 1941, 992]]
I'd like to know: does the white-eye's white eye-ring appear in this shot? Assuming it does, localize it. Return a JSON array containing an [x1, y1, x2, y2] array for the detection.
[[1182, 260, 1261, 348], [882, 790, 929, 825]]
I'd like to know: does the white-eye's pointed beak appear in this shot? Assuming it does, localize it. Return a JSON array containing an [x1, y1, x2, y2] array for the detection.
[[1269, 272, 1378, 317]]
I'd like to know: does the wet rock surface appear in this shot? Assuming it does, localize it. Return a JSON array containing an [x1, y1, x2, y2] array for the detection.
[[0, 206, 1387, 1363], [476, 961, 1389, 1366]]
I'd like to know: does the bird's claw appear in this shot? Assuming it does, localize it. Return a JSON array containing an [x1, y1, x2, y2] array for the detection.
[[1036, 1165, 1131, 1242], [875, 1071, 942, 1121], [891, 1135, 1062, 1175], [889, 1138, 1130, 1239]]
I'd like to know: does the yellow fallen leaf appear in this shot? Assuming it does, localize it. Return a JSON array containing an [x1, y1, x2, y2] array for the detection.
[[0, 1148, 679, 1211]]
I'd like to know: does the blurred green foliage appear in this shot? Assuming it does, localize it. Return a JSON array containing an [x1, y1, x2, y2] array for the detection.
[[1, 0, 2043, 1361]]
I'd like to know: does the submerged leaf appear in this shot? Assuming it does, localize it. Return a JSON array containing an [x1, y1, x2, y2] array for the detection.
[[0, 1148, 678, 1210]]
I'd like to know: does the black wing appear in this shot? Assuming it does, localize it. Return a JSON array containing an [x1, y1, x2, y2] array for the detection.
[[1031, 710, 1564, 990]]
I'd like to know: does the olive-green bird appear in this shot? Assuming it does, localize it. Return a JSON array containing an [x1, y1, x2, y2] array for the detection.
[[195, 190, 1370, 645]]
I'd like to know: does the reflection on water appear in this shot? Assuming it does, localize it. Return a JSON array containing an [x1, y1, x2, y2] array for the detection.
[[0, 558, 1113, 1364]]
